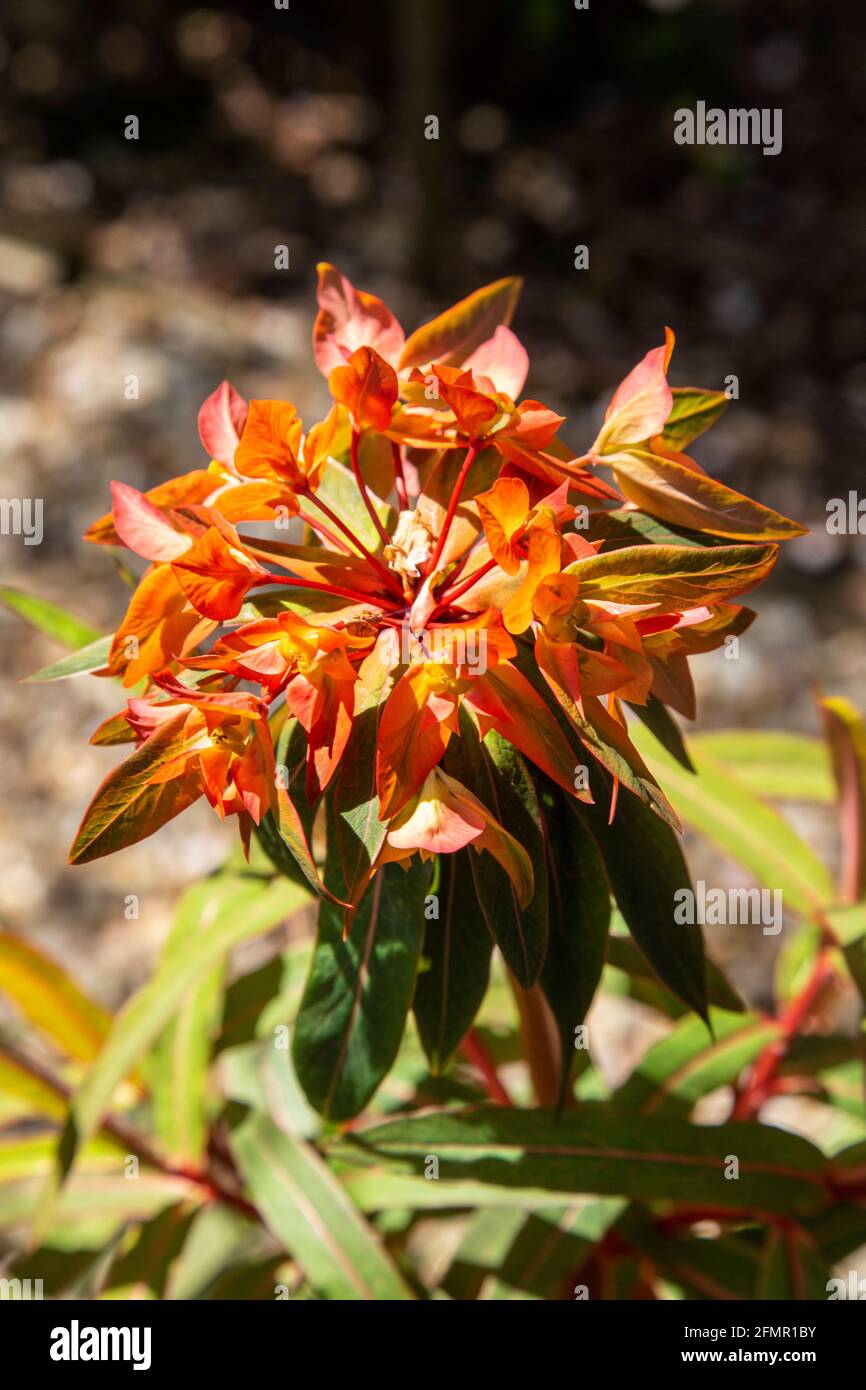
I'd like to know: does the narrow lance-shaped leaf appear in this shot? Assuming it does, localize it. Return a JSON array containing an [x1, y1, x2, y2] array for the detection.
[[230, 1110, 414, 1300], [292, 857, 430, 1121], [611, 449, 806, 541], [821, 695, 866, 902], [413, 850, 493, 1074], [0, 587, 101, 650], [399, 277, 523, 370], [661, 387, 729, 450], [539, 791, 610, 1105], [444, 715, 549, 988], [0, 933, 112, 1064], [336, 1104, 829, 1217], [579, 761, 709, 1022], [36, 877, 306, 1233], [567, 542, 780, 610], [629, 725, 833, 915]]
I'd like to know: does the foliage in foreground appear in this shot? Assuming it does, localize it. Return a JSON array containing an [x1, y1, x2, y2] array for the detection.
[[0, 680, 865, 1298]]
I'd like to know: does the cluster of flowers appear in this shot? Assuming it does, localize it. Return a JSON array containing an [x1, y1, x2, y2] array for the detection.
[[71, 267, 804, 916]]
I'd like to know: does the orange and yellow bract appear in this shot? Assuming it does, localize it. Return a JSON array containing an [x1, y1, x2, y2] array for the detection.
[[70, 266, 805, 921]]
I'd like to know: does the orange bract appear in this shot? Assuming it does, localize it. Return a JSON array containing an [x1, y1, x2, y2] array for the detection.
[[71, 265, 805, 922]]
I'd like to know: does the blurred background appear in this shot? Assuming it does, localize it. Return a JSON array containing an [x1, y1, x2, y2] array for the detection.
[[0, 0, 862, 1052]]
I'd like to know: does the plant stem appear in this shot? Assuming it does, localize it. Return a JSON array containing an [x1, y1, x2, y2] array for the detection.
[[296, 507, 354, 554], [256, 573, 400, 609], [732, 947, 833, 1120], [391, 440, 409, 510], [302, 487, 401, 594], [459, 1028, 513, 1106], [425, 441, 479, 576], [430, 555, 498, 617], [508, 973, 563, 1108]]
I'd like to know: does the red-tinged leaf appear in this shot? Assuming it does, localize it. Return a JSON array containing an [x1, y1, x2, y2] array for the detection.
[[611, 448, 807, 541], [399, 277, 523, 370], [593, 330, 675, 454], [313, 262, 405, 377], [85, 470, 216, 546], [69, 711, 203, 864], [110, 482, 191, 562], [108, 564, 214, 687], [567, 542, 780, 611], [171, 525, 267, 620], [464, 662, 591, 803], [661, 387, 729, 450], [494, 434, 622, 500], [498, 400, 565, 450], [242, 537, 394, 600], [820, 696, 866, 902], [463, 324, 529, 398], [198, 380, 248, 464], [329, 346, 399, 432], [536, 638, 679, 829]]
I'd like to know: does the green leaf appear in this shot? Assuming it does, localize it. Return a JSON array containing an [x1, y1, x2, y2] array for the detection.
[[0, 1048, 68, 1122], [150, 881, 234, 1164], [293, 861, 429, 1120], [566, 542, 779, 610], [605, 934, 745, 1016], [540, 793, 610, 1102], [627, 695, 695, 773], [314, 458, 396, 553], [38, 877, 306, 1228], [0, 932, 112, 1063], [614, 1009, 781, 1118], [413, 850, 493, 1073], [612, 449, 805, 541], [580, 767, 709, 1021], [821, 696, 866, 901], [0, 586, 101, 650], [230, 1110, 413, 1299], [25, 633, 113, 683], [629, 727, 833, 915], [755, 1224, 830, 1300], [68, 711, 204, 864], [661, 387, 729, 450], [335, 1104, 829, 1216], [399, 276, 522, 370], [688, 731, 834, 802], [482, 1199, 624, 1300], [101, 1203, 197, 1300], [444, 718, 548, 988]]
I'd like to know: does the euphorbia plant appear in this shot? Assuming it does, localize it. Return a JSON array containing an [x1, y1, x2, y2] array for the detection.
[[64, 266, 805, 1118]]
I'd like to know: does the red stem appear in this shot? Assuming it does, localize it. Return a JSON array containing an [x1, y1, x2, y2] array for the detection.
[[296, 506, 353, 555], [430, 555, 498, 617], [257, 573, 401, 609], [391, 439, 409, 510], [350, 429, 393, 550], [425, 441, 479, 576], [459, 1028, 513, 1106], [302, 487, 401, 595], [732, 948, 833, 1120]]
